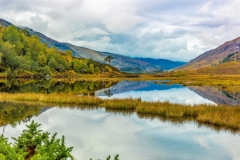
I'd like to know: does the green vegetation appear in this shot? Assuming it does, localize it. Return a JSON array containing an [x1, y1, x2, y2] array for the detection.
[[0, 25, 118, 78], [90, 155, 119, 160], [1, 93, 240, 131], [0, 120, 74, 159], [0, 103, 120, 160], [0, 101, 45, 127], [222, 52, 239, 63], [0, 79, 118, 95]]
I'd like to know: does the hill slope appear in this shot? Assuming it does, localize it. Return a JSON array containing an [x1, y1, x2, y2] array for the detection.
[[181, 36, 240, 70], [23, 26, 162, 73], [24, 29, 162, 73], [0, 21, 120, 78], [0, 18, 189, 73], [136, 58, 186, 70]]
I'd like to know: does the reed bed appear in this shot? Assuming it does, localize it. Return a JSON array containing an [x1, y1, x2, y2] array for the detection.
[[0, 93, 103, 105], [0, 92, 240, 130], [100, 98, 141, 109], [136, 102, 240, 129]]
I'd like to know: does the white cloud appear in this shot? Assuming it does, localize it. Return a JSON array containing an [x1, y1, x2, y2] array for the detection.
[[99, 88, 216, 105], [104, 12, 143, 34], [198, 1, 213, 14], [0, 0, 240, 61]]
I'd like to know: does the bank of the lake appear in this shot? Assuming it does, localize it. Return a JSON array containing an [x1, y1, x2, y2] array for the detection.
[[1, 92, 240, 130]]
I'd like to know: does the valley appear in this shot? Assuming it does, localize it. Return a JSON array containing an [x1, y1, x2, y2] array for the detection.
[[1, 17, 240, 160]]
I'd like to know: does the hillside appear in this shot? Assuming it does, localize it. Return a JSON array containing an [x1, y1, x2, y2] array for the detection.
[[25, 29, 162, 73], [181, 36, 240, 70], [136, 58, 186, 70], [0, 24, 119, 78], [11, 23, 161, 73], [0, 18, 187, 73]]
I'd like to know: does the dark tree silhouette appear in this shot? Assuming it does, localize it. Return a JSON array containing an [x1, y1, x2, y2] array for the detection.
[[104, 55, 114, 65]]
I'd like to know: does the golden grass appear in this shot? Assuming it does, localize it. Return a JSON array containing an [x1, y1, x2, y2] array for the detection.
[[136, 101, 240, 129], [0, 93, 103, 105], [1, 92, 240, 130], [101, 98, 141, 109]]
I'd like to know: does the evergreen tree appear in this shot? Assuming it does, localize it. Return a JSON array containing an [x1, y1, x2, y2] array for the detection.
[[104, 55, 113, 65]]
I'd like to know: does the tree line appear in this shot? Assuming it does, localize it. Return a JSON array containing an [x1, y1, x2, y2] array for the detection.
[[0, 25, 115, 78]]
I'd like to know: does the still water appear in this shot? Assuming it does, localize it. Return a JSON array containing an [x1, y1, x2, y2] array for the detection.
[[97, 80, 216, 105], [2, 80, 240, 159], [3, 107, 240, 160]]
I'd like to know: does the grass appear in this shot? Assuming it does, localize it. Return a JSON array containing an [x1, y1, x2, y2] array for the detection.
[[1, 92, 240, 130], [136, 101, 240, 130], [0, 93, 103, 105]]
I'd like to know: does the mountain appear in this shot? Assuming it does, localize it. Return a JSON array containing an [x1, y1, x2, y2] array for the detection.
[[24, 29, 162, 73], [135, 58, 186, 70], [1, 18, 190, 73], [181, 36, 240, 70], [0, 19, 11, 28], [0, 18, 164, 73], [24, 27, 164, 73], [188, 86, 240, 106]]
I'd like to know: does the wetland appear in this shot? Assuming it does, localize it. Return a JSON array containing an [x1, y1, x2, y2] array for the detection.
[[1, 79, 240, 159]]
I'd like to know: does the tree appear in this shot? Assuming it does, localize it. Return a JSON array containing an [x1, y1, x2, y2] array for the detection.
[[95, 66, 100, 74], [105, 65, 112, 72], [0, 25, 112, 78], [48, 58, 58, 70], [12, 120, 74, 159], [19, 57, 31, 71], [104, 55, 113, 65], [1, 41, 16, 68], [38, 51, 47, 67], [89, 63, 94, 74], [39, 66, 52, 77], [65, 50, 72, 63], [30, 60, 39, 71]]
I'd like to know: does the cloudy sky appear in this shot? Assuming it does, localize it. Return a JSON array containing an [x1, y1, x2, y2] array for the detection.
[[1, 0, 240, 61]]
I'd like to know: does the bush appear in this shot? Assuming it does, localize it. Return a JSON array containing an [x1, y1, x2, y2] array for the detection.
[[0, 120, 74, 159]]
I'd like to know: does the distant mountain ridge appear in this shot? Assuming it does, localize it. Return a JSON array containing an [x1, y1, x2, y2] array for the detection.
[[136, 58, 186, 70], [181, 36, 240, 70], [0, 18, 185, 73]]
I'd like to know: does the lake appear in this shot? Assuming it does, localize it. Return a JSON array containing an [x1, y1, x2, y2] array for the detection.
[[1, 80, 240, 159], [2, 106, 240, 160], [97, 80, 240, 105]]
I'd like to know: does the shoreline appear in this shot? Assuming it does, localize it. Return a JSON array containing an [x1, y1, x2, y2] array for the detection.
[[0, 92, 240, 131]]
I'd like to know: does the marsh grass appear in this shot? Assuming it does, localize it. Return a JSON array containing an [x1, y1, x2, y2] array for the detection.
[[105, 108, 135, 116], [0, 93, 103, 105], [101, 98, 141, 109], [1, 93, 240, 130]]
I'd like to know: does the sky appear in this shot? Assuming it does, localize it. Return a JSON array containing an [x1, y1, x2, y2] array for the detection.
[[0, 0, 240, 62]]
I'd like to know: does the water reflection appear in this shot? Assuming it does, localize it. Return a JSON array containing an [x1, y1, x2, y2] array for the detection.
[[1, 79, 240, 106], [0, 79, 117, 95], [189, 86, 240, 106], [97, 81, 216, 105], [2, 106, 240, 160]]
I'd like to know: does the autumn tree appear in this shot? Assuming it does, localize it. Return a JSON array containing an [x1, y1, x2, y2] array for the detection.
[[89, 63, 94, 74]]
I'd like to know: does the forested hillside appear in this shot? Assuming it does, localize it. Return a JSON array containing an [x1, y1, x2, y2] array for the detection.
[[0, 25, 118, 78]]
